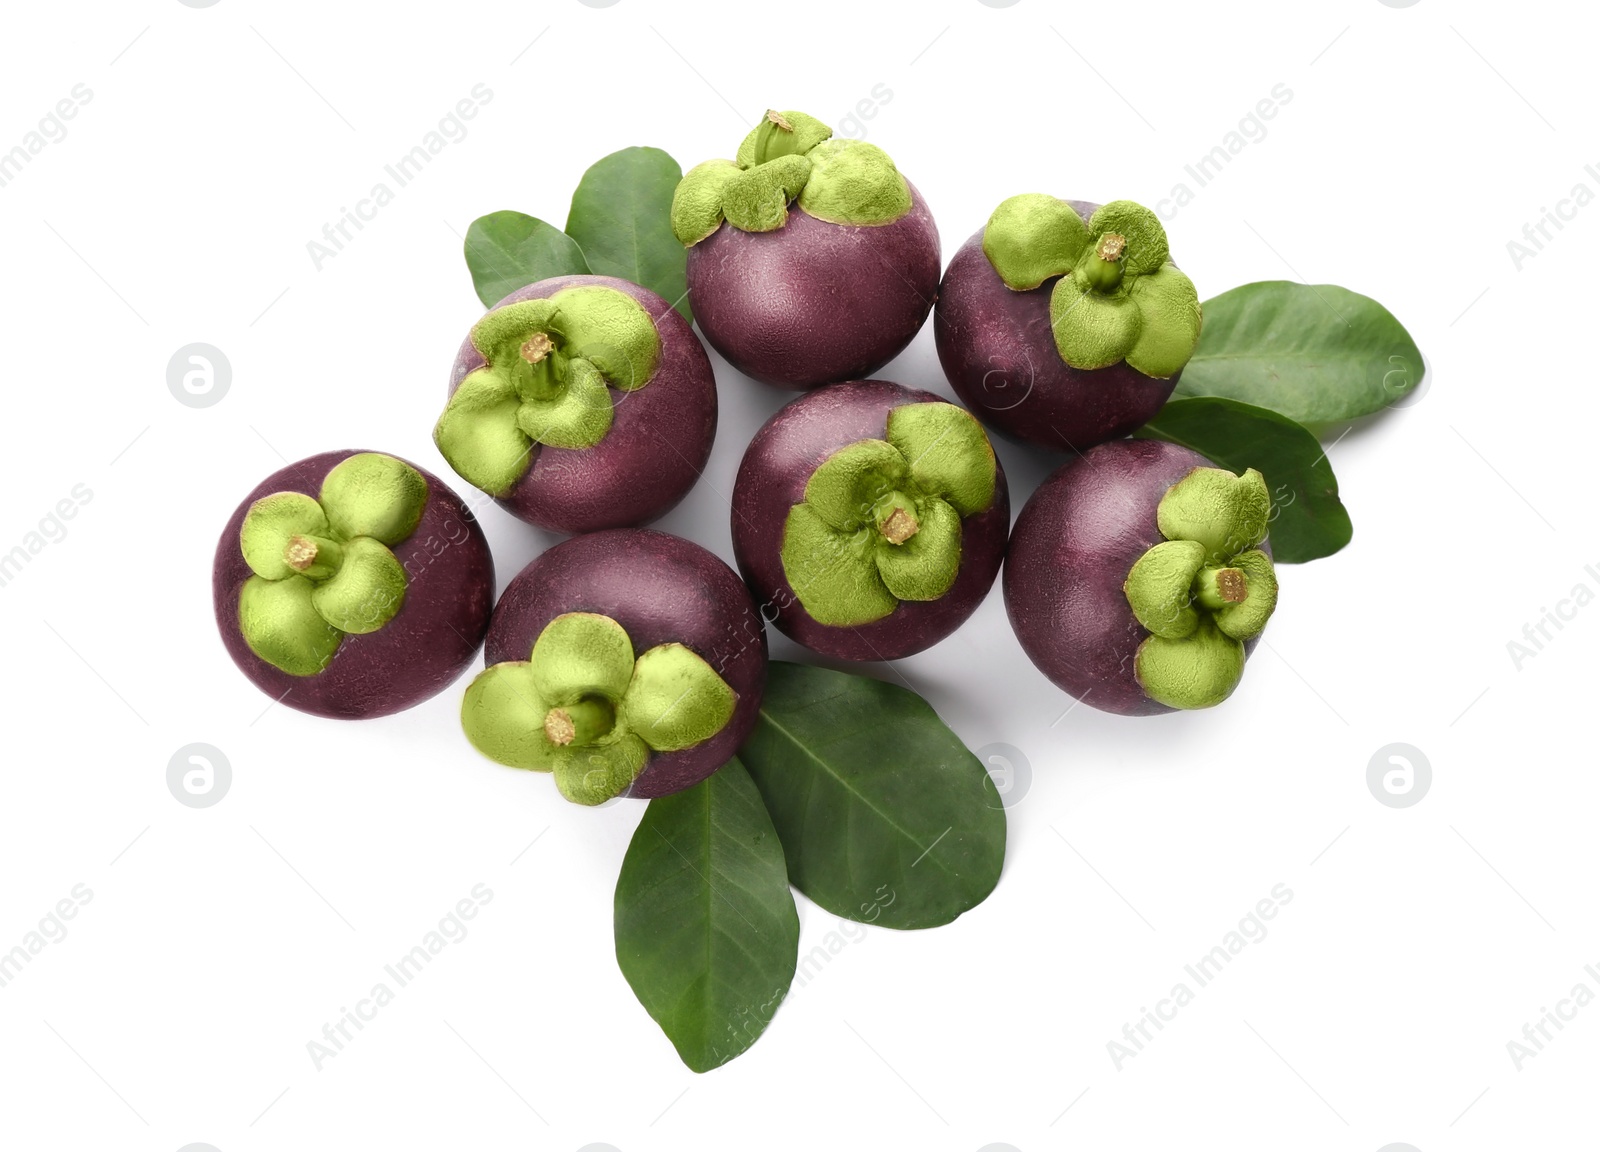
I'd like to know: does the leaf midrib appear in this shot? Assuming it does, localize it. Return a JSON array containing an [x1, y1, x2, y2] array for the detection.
[[755, 705, 963, 879], [1189, 351, 1352, 364]]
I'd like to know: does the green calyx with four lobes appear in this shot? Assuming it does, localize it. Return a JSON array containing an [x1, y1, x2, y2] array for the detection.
[[433, 286, 662, 496], [981, 194, 1203, 379], [1123, 466, 1280, 710], [237, 453, 428, 676], [781, 402, 997, 628], [670, 109, 914, 245], [461, 612, 738, 806]]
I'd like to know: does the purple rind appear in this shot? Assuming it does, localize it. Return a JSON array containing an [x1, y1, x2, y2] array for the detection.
[[731, 379, 1010, 661], [1002, 439, 1267, 716], [448, 275, 717, 535], [213, 449, 495, 720], [934, 200, 1178, 453], [685, 183, 941, 389]]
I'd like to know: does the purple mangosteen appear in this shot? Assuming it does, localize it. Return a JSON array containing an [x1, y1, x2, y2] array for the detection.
[[936, 195, 1202, 452], [672, 109, 940, 389], [1003, 439, 1279, 716], [731, 379, 1009, 661], [213, 450, 494, 719], [461, 529, 766, 805], [436, 273, 716, 534]]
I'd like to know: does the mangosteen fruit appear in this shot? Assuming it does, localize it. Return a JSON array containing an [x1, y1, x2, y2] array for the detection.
[[213, 450, 495, 719], [731, 379, 1009, 661], [435, 274, 716, 534], [1004, 439, 1278, 715], [671, 109, 940, 389], [461, 529, 766, 805], [936, 195, 1201, 452]]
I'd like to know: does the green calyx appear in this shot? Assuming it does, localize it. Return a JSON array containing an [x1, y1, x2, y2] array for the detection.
[[669, 109, 913, 245], [433, 286, 662, 497], [237, 454, 427, 676], [1123, 467, 1279, 709], [781, 403, 996, 628], [980, 194, 1202, 379], [461, 612, 738, 806]]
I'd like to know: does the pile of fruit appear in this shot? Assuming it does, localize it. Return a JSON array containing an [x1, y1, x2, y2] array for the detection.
[[212, 110, 1421, 1071]]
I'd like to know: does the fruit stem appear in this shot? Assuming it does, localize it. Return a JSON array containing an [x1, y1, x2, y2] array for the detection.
[[513, 330, 565, 401], [520, 332, 555, 365], [284, 534, 343, 580], [1195, 566, 1248, 610], [878, 504, 920, 545], [752, 109, 800, 165], [1081, 232, 1128, 293], [544, 697, 615, 748]]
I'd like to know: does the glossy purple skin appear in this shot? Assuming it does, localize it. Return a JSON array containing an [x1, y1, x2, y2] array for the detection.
[[1003, 439, 1266, 717], [484, 529, 766, 800], [731, 379, 1010, 662], [935, 200, 1178, 453], [685, 183, 940, 389], [447, 274, 716, 534], [213, 450, 494, 720]]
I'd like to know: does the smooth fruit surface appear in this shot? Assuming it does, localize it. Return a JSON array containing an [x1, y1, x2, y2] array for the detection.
[[686, 185, 940, 389], [1003, 439, 1269, 715], [213, 450, 494, 719], [732, 379, 1008, 661], [446, 274, 716, 533], [936, 200, 1178, 452]]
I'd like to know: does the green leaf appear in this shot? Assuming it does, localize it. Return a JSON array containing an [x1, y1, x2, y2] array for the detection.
[[739, 662, 1006, 930], [464, 210, 590, 309], [1135, 397, 1353, 563], [1175, 280, 1424, 424], [566, 147, 692, 323], [614, 759, 799, 1073]]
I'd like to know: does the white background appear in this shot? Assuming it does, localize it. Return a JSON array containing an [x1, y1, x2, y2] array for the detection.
[[0, 1, 1592, 1149]]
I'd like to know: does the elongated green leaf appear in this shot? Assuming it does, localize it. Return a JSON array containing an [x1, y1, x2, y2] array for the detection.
[[464, 210, 590, 308], [740, 662, 1005, 930], [1175, 281, 1423, 424], [567, 147, 691, 322], [1136, 397, 1352, 563], [614, 759, 798, 1073]]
